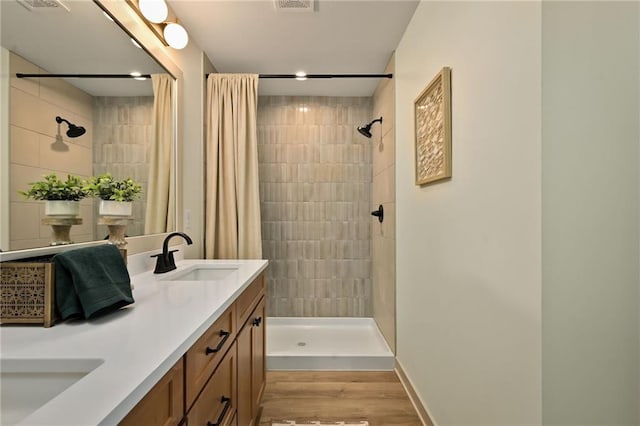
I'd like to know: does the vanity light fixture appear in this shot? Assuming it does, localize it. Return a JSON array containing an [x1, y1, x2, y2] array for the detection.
[[163, 22, 189, 50], [127, 0, 189, 50], [138, 0, 168, 23]]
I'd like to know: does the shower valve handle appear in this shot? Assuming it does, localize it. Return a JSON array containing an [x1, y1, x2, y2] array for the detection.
[[371, 205, 384, 223]]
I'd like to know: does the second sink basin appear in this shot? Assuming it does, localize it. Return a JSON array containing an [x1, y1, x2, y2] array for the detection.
[[161, 264, 239, 282], [1, 358, 103, 425]]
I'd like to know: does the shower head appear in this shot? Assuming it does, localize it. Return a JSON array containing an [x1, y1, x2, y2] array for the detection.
[[55, 116, 86, 138], [357, 117, 383, 138], [357, 125, 372, 138]]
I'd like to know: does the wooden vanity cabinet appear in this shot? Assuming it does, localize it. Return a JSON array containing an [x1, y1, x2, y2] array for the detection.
[[237, 297, 266, 426], [187, 275, 265, 426], [119, 358, 184, 426], [184, 341, 237, 426], [185, 304, 236, 409], [251, 298, 266, 412], [119, 273, 266, 426], [235, 275, 265, 327]]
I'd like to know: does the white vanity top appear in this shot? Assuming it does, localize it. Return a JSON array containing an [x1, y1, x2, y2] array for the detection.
[[0, 257, 268, 425]]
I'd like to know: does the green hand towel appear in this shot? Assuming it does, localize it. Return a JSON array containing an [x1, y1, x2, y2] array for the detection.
[[54, 245, 134, 320]]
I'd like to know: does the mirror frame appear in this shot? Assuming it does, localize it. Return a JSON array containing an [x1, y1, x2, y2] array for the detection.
[[95, 0, 183, 256], [0, 0, 183, 259], [1, 48, 9, 251]]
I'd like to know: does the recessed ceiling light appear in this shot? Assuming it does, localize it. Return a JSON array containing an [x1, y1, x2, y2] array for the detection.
[[131, 38, 142, 49], [129, 71, 147, 81], [295, 71, 307, 81], [103, 11, 114, 21]]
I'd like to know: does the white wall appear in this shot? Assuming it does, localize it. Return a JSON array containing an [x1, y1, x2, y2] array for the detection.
[[163, 44, 210, 259], [199, 54, 217, 258], [541, 3, 640, 424], [395, 2, 542, 424]]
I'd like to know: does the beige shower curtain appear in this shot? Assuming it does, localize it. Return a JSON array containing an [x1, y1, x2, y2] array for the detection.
[[205, 74, 262, 259], [145, 74, 175, 234]]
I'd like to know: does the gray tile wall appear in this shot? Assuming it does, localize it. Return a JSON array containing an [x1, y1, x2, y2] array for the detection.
[[258, 96, 373, 317], [92, 96, 154, 239]]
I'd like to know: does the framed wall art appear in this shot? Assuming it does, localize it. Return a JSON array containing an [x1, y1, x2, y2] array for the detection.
[[414, 67, 452, 185]]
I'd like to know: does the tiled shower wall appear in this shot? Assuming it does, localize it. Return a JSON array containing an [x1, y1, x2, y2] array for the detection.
[[9, 52, 94, 250], [93, 96, 153, 238], [258, 96, 373, 317], [372, 54, 396, 352]]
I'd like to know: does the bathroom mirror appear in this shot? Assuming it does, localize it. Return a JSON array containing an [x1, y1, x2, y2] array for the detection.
[[0, 0, 177, 252]]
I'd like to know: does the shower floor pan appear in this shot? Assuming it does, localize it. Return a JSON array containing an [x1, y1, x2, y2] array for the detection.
[[266, 317, 394, 371]]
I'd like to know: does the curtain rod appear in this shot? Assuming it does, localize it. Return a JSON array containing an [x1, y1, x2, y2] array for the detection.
[[16, 73, 152, 79], [17, 73, 394, 80], [205, 73, 393, 79]]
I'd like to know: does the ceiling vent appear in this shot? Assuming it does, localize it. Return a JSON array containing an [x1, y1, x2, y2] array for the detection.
[[274, 0, 314, 12], [15, 0, 69, 12]]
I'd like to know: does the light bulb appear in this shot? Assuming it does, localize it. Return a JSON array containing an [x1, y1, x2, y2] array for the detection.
[[295, 71, 307, 81], [138, 0, 168, 24], [163, 23, 189, 49]]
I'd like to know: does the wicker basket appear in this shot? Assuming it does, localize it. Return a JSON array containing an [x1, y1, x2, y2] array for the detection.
[[1, 261, 56, 327]]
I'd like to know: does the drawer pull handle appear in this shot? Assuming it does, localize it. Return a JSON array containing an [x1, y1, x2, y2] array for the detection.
[[205, 330, 230, 355], [252, 316, 263, 327], [207, 396, 231, 426]]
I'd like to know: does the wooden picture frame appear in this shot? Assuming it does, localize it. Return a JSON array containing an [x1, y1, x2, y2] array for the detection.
[[414, 67, 452, 185]]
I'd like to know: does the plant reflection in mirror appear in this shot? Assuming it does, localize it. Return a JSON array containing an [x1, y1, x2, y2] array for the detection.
[[19, 174, 88, 201], [85, 174, 143, 202]]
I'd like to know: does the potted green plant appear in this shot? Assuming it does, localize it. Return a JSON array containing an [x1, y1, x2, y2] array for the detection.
[[19, 173, 88, 217], [86, 173, 143, 217]]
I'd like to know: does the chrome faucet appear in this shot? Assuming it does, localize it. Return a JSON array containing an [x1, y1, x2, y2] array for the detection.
[[152, 232, 193, 274]]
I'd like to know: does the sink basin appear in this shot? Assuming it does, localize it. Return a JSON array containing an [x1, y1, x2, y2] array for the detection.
[[0, 358, 103, 425], [160, 264, 239, 282]]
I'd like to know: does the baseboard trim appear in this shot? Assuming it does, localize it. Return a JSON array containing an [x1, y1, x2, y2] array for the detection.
[[394, 358, 436, 426]]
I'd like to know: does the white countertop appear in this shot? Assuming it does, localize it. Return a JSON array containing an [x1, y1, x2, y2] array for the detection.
[[0, 257, 268, 426]]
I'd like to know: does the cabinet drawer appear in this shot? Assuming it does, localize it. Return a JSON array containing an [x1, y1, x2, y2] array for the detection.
[[235, 274, 264, 328], [186, 304, 236, 409], [187, 341, 237, 426], [119, 358, 184, 426]]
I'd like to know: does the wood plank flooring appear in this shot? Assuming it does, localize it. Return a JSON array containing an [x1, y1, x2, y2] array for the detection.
[[258, 371, 423, 426]]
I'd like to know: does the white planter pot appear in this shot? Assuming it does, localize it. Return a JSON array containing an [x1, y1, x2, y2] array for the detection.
[[45, 200, 80, 217], [99, 200, 132, 217]]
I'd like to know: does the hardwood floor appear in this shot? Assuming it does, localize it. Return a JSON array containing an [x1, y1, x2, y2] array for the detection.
[[258, 371, 423, 426]]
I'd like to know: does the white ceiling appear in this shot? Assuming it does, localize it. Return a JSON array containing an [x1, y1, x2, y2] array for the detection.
[[0, 1, 166, 97], [168, 0, 418, 96]]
